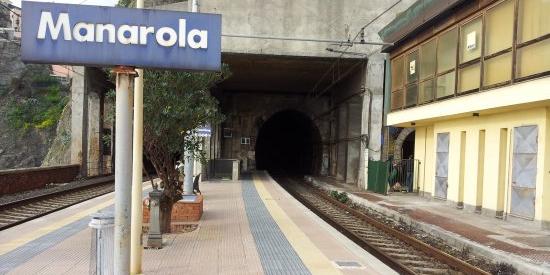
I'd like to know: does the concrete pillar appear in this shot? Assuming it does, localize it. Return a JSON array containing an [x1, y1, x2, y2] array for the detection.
[[70, 66, 88, 177], [357, 55, 386, 190], [87, 91, 101, 176], [366, 54, 386, 161]]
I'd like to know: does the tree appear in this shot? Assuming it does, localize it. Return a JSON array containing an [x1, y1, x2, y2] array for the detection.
[[142, 66, 227, 233]]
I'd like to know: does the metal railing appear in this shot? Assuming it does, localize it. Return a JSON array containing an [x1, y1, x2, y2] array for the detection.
[[387, 159, 420, 193]]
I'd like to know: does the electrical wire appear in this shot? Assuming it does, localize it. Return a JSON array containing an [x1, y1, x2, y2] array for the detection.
[[308, 0, 403, 98]]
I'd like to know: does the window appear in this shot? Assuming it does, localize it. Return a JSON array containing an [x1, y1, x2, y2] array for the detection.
[[420, 39, 436, 80], [223, 128, 232, 138], [391, 55, 405, 110], [517, 0, 550, 44], [483, 0, 514, 87], [391, 56, 404, 91], [407, 51, 419, 84], [405, 83, 418, 107], [485, 0, 514, 55], [240, 137, 250, 145], [516, 39, 550, 78], [437, 28, 458, 73], [391, 89, 404, 110], [516, 0, 550, 78], [436, 72, 455, 98], [458, 63, 480, 93], [484, 52, 512, 86], [436, 28, 458, 98], [460, 17, 482, 63], [419, 39, 436, 105], [405, 51, 419, 107], [418, 79, 434, 104], [458, 17, 482, 93]]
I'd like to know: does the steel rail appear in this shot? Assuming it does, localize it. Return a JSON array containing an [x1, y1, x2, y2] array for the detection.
[[277, 175, 490, 275], [0, 175, 115, 231]]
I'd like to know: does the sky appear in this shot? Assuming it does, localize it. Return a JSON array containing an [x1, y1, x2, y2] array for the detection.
[[9, 0, 118, 8]]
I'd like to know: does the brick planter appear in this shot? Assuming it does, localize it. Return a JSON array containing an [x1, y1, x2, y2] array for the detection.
[[143, 194, 203, 223]]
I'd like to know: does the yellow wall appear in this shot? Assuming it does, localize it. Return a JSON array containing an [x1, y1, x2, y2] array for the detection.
[[414, 107, 549, 223]]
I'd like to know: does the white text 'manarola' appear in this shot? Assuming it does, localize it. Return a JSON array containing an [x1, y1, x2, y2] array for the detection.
[[37, 11, 208, 48]]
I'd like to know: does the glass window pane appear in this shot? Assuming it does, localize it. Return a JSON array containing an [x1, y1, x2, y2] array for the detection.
[[460, 17, 482, 63], [391, 90, 404, 110], [458, 63, 480, 93], [518, 0, 550, 43], [419, 79, 434, 103], [391, 56, 404, 91], [485, 0, 514, 55], [437, 28, 458, 73], [420, 39, 436, 79], [483, 52, 512, 86], [436, 71, 455, 98], [406, 84, 418, 107], [517, 39, 550, 78], [407, 51, 419, 83]]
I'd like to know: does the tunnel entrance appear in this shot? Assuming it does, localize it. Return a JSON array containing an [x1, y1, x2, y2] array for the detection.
[[255, 110, 321, 175]]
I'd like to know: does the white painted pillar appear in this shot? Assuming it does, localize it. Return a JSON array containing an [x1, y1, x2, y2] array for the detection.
[[183, 149, 194, 195], [113, 66, 135, 275], [130, 0, 144, 271], [130, 66, 143, 274]]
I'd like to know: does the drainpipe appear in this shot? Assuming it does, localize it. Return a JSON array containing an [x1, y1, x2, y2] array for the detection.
[[382, 53, 391, 160]]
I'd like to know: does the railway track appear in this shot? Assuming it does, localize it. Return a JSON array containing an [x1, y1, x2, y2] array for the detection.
[[0, 176, 115, 231], [276, 175, 490, 275]]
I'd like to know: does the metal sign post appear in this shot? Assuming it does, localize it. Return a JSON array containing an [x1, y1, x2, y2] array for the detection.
[[112, 66, 136, 275]]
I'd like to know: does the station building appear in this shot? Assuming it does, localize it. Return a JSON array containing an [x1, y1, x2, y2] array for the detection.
[[380, 0, 550, 228]]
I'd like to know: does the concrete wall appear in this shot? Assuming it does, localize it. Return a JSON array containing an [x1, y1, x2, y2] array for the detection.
[[0, 165, 79, 195], [414, 106, 550, 228], [157, 0, 415, 58]]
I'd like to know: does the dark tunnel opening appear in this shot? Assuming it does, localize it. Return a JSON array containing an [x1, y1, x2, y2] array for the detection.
[[255, 110, 322, 175]]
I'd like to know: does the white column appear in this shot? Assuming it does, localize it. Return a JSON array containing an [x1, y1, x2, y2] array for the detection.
[[130, 67, 143, 274], [183, 149, 194, 195], [113, 67, 135, 275], [130, 0, 145, 272]]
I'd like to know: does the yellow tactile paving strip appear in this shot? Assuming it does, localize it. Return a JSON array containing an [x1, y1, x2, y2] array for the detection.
[[252, 174, 343, 275]]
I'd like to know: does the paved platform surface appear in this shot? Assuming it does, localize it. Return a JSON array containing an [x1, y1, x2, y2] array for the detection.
[[311, 176, 550, 273], [0, 172, 393, 275]]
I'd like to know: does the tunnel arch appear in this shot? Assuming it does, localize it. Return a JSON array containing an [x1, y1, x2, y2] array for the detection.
[[393, 128, 415, 161], [255, 109, 322, 175]]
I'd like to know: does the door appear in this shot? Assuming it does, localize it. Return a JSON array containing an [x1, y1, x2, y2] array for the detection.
[[510, 125, 538, 219], [435, 133, 450, 199]]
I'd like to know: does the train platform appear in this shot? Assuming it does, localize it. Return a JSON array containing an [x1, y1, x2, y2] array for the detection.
[[0, 172, 394, 275], [309, 176, 550, 274]]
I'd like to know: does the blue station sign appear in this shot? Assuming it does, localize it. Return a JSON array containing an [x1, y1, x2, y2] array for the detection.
[[21, 1, 221, 71]]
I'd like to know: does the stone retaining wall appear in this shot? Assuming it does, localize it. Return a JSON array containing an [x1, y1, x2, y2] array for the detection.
[[0, 164, 80, 195]]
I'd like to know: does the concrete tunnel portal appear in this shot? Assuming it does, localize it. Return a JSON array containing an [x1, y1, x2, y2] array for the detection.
[[214, 53, 365, 178], [255, 110, 322, 175]]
